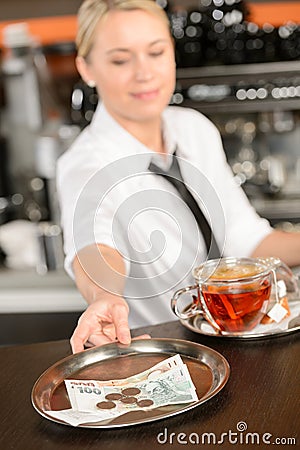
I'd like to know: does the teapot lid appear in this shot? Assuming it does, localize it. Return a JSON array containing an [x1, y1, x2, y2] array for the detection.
[[193, 257, 270, 283]]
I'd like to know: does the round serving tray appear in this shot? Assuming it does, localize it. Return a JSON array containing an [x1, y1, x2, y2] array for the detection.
[[32, 338, 230, 428]]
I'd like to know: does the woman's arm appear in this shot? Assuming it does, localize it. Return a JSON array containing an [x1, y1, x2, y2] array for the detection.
[[251, 229, 300, 267], [70, 243, 131, 353]]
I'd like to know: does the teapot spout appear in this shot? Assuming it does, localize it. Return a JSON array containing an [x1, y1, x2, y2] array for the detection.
[[257, 257, 299, 298]]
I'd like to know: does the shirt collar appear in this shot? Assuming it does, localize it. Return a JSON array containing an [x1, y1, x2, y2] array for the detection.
[[89, 103, 177, 171]]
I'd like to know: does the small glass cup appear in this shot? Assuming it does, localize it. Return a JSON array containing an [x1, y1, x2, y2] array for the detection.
[[171, 256, 299, 334]]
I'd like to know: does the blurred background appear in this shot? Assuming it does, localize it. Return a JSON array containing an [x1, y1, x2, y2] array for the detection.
[[0, 0, 299, 345]]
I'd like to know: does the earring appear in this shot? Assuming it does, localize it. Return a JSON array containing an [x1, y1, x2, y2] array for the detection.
[[87, 80, 96, 88]]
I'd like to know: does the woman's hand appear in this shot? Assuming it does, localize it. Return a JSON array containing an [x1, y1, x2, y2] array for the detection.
[[71, 245, 149, 353], [70, 294, 129, 352], [70, 294, 150, 353]]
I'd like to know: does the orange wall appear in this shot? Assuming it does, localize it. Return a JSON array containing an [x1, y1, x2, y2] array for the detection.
[[0, 2, 299, 49], [0, 15, 77, 48], [248, 2, 300, 26]]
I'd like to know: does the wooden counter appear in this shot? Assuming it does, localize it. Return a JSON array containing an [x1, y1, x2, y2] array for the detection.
[[0, 320, 299, 449]]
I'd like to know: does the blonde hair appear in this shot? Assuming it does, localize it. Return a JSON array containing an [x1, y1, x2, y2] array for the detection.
[[76, 0, 171, 59]]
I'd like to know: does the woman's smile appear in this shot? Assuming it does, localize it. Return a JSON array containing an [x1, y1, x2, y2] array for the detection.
[[131, 89, 160, 100]]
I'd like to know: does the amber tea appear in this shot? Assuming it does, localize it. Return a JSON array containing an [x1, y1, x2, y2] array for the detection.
[[201, 279, 272, 333]]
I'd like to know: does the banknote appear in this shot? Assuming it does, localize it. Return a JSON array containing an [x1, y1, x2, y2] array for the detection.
[[76, 353, 185, 388], [49, 354, 198, 426], [65, 353, 188, 411], [66, 363, 198, 414]]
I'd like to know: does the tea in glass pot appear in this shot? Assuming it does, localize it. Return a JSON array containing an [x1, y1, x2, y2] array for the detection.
[[171, 257, 299, 334]]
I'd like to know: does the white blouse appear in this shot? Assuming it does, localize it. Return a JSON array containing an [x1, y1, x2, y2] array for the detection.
[[56, 103, 272, 328]]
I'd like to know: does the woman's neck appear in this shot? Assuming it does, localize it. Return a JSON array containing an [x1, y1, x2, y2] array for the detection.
[[108, 109, 166, 154]]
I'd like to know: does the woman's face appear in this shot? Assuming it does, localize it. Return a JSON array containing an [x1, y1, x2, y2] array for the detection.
[[77, 9, 176, 127]]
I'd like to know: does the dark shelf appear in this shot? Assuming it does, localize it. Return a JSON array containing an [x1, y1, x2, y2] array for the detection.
[[175, 61, 300, 113]]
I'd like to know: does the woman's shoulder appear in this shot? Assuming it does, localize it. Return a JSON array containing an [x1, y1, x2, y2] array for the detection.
[[164, 105, 218, 131], [165, 104, 207, 120], [56, 127, 109, 186], [57, 124, 113, 169], [164, 106, 220, 144]]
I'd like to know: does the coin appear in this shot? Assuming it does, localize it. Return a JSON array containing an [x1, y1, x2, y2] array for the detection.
[[137, 399, 154, 408], [96, 401, 116, 409], [105, 393, 123, 401], [120, 396, 138, 404], [121, 387, 141, 396]]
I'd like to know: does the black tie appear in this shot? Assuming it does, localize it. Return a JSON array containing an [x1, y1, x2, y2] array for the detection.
[[148, 152, 221, 259]]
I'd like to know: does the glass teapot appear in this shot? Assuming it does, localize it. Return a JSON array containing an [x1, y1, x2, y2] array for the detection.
[[171, 257, 299, 334]]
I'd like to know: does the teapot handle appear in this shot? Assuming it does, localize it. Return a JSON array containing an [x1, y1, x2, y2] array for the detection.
[[171, 284, 201, 320]]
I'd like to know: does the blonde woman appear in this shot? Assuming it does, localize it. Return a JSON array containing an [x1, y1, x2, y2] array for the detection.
[[57, 0, 300, 353]]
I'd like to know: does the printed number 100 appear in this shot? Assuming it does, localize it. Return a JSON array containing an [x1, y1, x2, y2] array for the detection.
[[77, 386, 101, 395]]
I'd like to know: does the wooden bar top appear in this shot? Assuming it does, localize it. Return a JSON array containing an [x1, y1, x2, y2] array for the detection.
[[0, 319, 299, 449]]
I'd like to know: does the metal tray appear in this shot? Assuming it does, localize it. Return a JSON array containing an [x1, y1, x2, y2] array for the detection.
[[180, 298, 300, 339], [31, 338, 230, 428]]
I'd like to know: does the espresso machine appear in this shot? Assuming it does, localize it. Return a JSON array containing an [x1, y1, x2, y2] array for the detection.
[[162, 0, 300, 230], [173, 60, 300, 229], [0, 23, 80, 272]]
